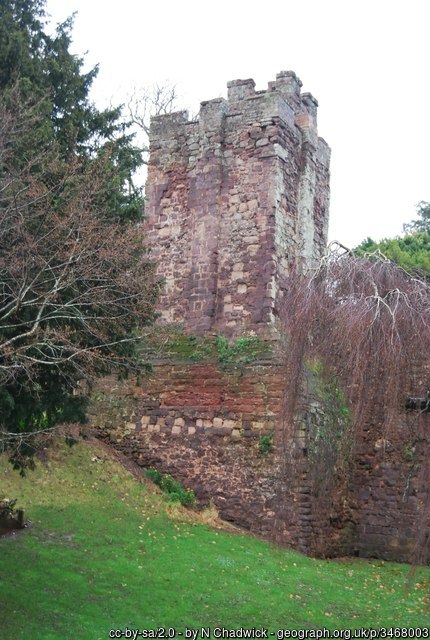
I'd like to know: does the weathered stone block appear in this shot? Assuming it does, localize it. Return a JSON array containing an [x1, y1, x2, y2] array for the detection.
[[91, 71, 430, 565], [223, 419, 237, 429]]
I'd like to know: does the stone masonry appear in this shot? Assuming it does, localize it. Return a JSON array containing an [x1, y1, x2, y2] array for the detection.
[[144, 71, 330, 335], [93, 72, 429, 563], [93, 72, 334, 555]]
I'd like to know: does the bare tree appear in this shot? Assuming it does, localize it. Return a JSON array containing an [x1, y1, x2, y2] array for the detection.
[[126, 82, 179, 165], [0, 91, 159, 469], [278, 243, 430, 560], [286, 242, 430, 403]]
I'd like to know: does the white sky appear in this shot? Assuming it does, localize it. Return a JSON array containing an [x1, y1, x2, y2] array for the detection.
[[46, 0, 430, 248]]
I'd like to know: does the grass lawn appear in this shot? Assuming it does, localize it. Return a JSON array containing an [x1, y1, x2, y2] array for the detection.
[[0, 438, 428, 639]]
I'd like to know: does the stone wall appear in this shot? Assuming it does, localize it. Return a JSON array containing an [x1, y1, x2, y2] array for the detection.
[[91, 71, 430, 564], [144, 72, 330, 335], [91, 354, 429, 562], [93, 359, 286, 538], [348, 409, 430, 563], [91, 356, 348, 553]]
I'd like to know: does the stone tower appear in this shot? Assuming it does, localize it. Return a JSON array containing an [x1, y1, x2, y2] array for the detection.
[[94, 72, 430, 563], [144, 71, 330, 334]]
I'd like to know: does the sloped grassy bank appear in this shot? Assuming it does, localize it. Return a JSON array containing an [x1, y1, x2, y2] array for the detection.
[[0, 438, 428, 640]]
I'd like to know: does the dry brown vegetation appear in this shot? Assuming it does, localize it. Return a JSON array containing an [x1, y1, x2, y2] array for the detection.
[[279, 244, 430, 560]]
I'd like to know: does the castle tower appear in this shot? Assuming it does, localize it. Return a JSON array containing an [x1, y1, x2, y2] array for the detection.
[[94, 73, 430, 564], [144, 71, 330, 334]]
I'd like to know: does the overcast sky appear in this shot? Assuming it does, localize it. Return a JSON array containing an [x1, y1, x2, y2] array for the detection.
[[46, 0, 430, 248]]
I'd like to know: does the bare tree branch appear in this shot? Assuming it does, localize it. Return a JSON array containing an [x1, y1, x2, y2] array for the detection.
[[278, 245, 430, 560], [0, 89, 160, 459], [126, 82, 179, 165]]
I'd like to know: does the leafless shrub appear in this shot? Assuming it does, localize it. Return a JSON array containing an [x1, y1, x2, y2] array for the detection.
[[279, 243, 430, 558]]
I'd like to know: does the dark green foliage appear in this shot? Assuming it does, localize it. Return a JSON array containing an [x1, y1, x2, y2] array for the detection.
[[0, 497, 18, 519], [145, 468, 196, 507], [258, 433, 274, 455], [215, 335, 270, 364], [403, 445, 414, 462], [355, 232, 430, 274], [1, 378, 87, 436], [141, 329, 272, 365], [145, 468, 163, 485], [65, 433, 78, 448], [0, 0, 143, 221], [355, 202, 430, 274], [163, 333, 213, 360]]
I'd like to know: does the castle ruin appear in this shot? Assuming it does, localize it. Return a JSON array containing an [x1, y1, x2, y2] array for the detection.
[[93, 72, 429, 563], [144, 71, 330, 335]]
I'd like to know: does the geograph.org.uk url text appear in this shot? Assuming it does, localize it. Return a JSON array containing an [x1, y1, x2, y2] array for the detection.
[[108, 627, 430, 640]]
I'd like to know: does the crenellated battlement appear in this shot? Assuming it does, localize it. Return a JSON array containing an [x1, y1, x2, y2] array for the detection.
[[93, 72, 430, 566], [150, 71, 322, 142], [145, 72, 331, 334]]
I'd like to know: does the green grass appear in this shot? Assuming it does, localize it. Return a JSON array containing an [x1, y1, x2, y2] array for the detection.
[[0, 439, 428, 639]]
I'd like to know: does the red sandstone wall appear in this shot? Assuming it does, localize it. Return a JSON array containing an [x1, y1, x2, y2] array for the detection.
[[91, 359, 429, 563], [92, 360, 293, 540], [144, 72, 330, 335], [92, 358, 348, 552]]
